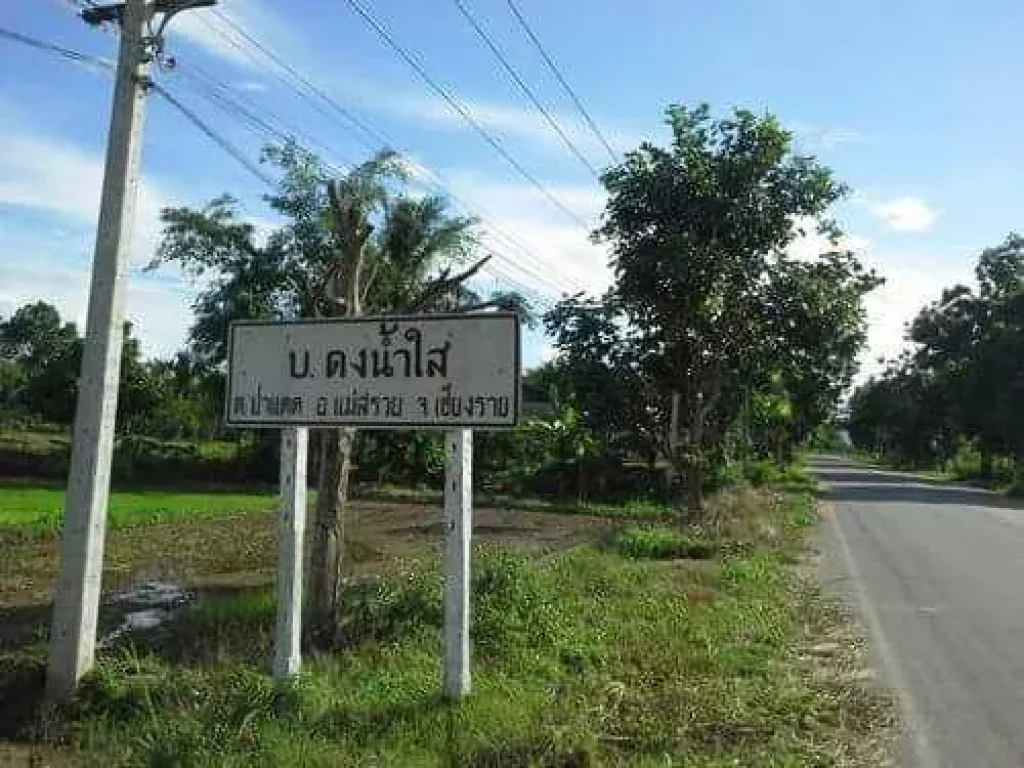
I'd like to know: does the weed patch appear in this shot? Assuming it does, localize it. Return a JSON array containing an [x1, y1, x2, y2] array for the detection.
[[13, 489, 894, 766], [611, 525, 717, 560]]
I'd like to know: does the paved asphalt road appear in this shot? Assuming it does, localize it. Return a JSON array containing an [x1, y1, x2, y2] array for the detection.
[[815, 458, 1024, 767]]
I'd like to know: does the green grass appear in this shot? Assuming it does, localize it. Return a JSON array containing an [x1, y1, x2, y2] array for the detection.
[[611, 524, 717, 560], [0, 484, 275, 532], [13, 489, 893, 766], [0, 482, 671, 536], [358, 483, 678, 521]]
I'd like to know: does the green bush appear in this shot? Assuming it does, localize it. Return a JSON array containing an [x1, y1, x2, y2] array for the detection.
[[946, 441, 984, 480], [743, 459, 786, 486], [1010, 470, 1024, 498], [611, 525, 717, 560], [336, 571, 444, 648], [944, 442, 1017, 486]]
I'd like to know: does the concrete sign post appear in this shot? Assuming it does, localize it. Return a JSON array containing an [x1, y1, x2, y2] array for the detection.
[[443, 429, 473, 699], [273, 426, 307, 680], [226, 313, 519, 693]]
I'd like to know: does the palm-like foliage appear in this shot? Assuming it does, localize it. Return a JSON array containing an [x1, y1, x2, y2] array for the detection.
[[151, 142, 482, 361]]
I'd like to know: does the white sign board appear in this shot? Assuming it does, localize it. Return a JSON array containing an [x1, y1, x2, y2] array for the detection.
[[225, 313, 521, 429]]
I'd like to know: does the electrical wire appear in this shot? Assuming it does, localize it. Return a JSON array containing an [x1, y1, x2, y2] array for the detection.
[[174, 61, 354, 175], [210, 8, 387, 153], [171, 12, 574, 297], [6, 17, 574, 303], [177, 68, 563, 301], [0, 25, 112, 70], [450, 0, 601, 180], [504, 0, 619, 164], [197, 10, 587, 294], [340, 0, 593, 231], [152, 82, 280, 188]]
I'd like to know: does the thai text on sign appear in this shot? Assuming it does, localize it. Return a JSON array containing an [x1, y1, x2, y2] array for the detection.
[[225, 313, 521, 428]]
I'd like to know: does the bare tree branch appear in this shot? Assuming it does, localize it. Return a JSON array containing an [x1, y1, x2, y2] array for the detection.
[[404, 255, 492, 313], [456, 298, 520, 314]]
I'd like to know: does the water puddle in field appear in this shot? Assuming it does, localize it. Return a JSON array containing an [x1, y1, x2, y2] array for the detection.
[[100, 581, 194, 647]]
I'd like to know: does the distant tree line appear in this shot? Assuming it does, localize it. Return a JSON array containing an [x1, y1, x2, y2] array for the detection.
[[1, 104, 881, 512], [0, 301, 221, 438], [2, 102, 884, 643], [848, 234, 1024, 489]]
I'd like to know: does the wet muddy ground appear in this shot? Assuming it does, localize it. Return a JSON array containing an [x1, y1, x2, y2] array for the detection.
[[0, 500, 612, 656]]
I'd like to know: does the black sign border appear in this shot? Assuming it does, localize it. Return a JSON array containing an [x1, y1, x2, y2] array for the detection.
[[224, 312, 522, 430]]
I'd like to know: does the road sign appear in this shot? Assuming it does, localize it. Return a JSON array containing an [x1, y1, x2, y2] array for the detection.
[[225, 313, 521, 429]]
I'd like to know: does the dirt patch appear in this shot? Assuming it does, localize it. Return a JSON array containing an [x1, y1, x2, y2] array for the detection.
[[0, 500, 610, 629], [0, 501, 610, 747]]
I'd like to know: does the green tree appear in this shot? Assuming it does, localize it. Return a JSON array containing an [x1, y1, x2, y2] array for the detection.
[[594, 104, 848, 509], [0, 359, 26, 412], [759, 251, 883, 451], [144, 352, 222, 439], [152, 142, 518, 639], [1, 302, 82, 422], [0, 301, 79, 379], [848, 356, 953, 466], [875, 233, 1024, 474]]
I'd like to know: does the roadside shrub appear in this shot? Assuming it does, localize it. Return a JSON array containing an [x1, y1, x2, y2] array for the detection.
[[611, 525, 716, 560], [1010, 470, 1024, 498], [471, 550, 577, 658], [336, 571, 443, 648], [946, 441, 984, 480], [743, 459, 786, 486]]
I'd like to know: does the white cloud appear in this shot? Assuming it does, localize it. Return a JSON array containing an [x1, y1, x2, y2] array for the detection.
[[438, 172, 610, 298], [789, 121, 866, 151], [869, 196, 939, 232], [447, 173, 606, 223], [855, 252, 974, 382], [167, 0, 290, 71], [0, 261, 194, 359], [786, 217, 870, 262], [327, 72, 637, 160], [394, 95, 635, 159], [0, 133, 171, 264]]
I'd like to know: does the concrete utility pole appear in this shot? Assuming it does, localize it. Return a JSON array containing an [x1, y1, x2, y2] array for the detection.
[[47, 0, 215, 701]]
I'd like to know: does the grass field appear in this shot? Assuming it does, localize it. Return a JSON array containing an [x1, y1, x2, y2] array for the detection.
[[0, 482, 684, 536], [0, 484, 276, 532], [0, 482, 895, 765]]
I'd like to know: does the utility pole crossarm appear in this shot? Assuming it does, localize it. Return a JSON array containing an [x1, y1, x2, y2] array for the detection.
[[82, 0, 216, 27]]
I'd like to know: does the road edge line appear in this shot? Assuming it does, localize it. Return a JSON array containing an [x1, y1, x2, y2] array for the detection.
[[827, 505, 941, 768]]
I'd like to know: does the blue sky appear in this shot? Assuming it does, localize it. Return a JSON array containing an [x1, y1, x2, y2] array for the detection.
[[2, 0, 1023, 377]]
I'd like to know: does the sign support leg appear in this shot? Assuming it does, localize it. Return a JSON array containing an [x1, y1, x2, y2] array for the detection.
[[444, 428, 473, 700], [274, 426, 307, 680]]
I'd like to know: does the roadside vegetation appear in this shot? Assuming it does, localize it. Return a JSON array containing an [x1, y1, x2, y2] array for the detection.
[[0, 483, 275, 532], [847, 234, 1024, 495], [2, 483, 895, 766], [0, 100, 896, 762]]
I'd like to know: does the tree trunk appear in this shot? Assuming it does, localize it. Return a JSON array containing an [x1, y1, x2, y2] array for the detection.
[[310, 426, 357, 643], [980, 450, 994, 480], [685, 458, 703, 513], [665, 390, 681, 494], [307, 182, 370, 645]]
